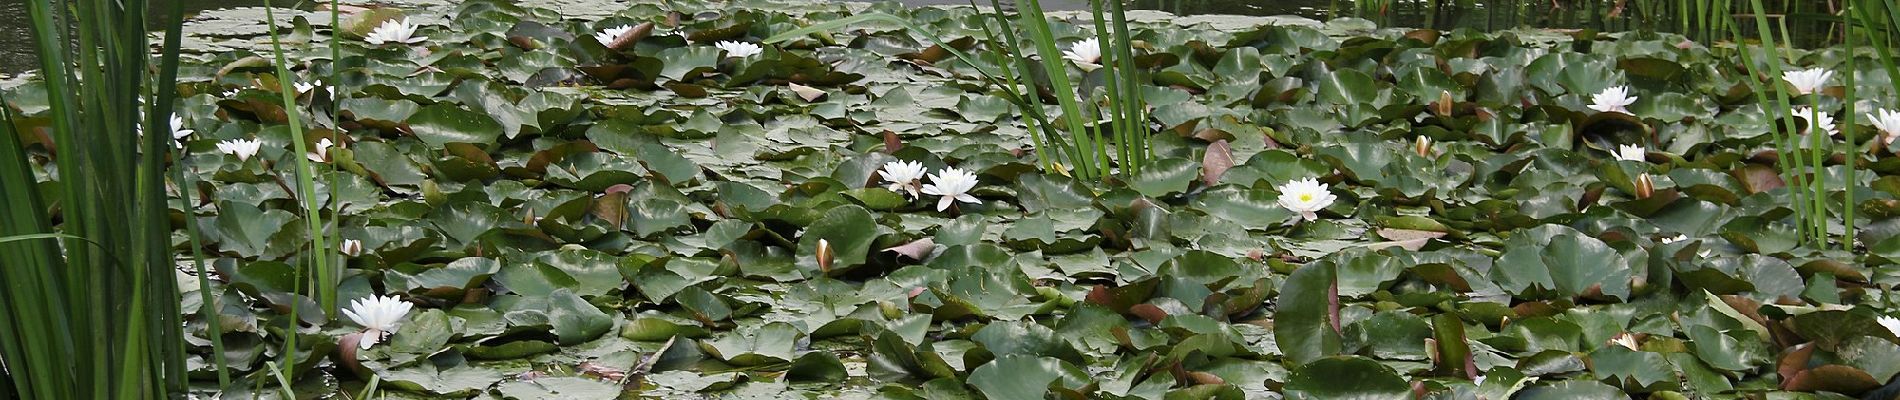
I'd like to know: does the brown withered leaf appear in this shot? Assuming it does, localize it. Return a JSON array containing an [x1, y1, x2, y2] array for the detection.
[[1201, 139, 1234, 186], [883, 237, 936, 260]]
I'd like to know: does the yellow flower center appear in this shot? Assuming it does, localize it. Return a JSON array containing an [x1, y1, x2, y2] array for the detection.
[[1299, 194, 1313, 202]]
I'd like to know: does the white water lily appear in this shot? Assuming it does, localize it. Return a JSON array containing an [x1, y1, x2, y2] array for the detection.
[[308, 138, 334, 163], [216, 138, 262, 161], [1609, 332, 1639, 350], [1879, 315, 1900, 338], [1276, 178, 1336, 222], [293, 80, 331, 96], [1615, 144, 1645, 162], [1062, 37, 1102, 71], [920, 167, 981, 211], [1783, 68, 1833, 95], [878, 160, 928, 198], [594, 25, 632, 45], [1587, 86, 1638, 114], [340, 239, 364, 257], [342, 295, 414, 349], [170, 116, 194, 140], [1661, 234, 1687, 244], [365, 17, 427, 45], [715, 41, 763, 58], [1868, 108, 1900, 147], [1793, 107, 1837, 136]]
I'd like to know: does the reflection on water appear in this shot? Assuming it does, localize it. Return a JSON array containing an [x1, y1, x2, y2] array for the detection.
[[0, 0, 269, 74]]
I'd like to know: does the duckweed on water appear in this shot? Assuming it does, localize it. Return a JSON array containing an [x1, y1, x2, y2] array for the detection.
[[8, 0, 1900, 398]]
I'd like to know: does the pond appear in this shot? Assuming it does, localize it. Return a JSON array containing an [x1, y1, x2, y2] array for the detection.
[[0, 0, 1489, 74]]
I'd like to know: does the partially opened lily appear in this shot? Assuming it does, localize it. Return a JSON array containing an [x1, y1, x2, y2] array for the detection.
[[342, 295, 413, 350], [1793, 107, 1837, 136], [365, 17, 427, 45], [216, 138, 262, 162], [594, 25, 632, 45], [1615, 144, 1645, 162], [1062, 37, 1102, 71], [715, 41, 763, 58], [308, 138, 334, 163], [1783, 68, 1833, 95], [1587, 86, 1637, 114], [1868, 108, 1900, 147]]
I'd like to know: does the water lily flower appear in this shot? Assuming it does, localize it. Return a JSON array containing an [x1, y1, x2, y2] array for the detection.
[[1633, 173, 1655, 199], [169, 116, 195, 149], [365, 17, 427, 45], [714, 41, 763, 58], [1868, 108, 1900, 147], [216, 138, 262, 161], [1276, 178, 1336, 222], [1783, 68, 1833, 95], [878, 160, 928, 198], [1793, 107, 1837, 136], [1587, 86, 1637, 114], [1062, 37, 1102, 71], [1413, 136, 1432, 157], [1609, 332, 1639, 350], [1879, 315, 1900, 338], [1615, 144, 1645, 162], [1661, 234, 1687, 244], [342, 295, 413, 349], [308, 138, 334, 163], [594, 25, 632, 45], [340, 239, 364, 257], [920, 167, 981, 211], [815, 238, 834, 273]]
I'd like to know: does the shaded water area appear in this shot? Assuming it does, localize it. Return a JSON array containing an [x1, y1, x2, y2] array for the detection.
[[0, 0, 1833, 73]]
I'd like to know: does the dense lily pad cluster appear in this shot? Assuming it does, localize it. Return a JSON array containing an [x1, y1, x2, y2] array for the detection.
[[10, 0, 1900, 398]]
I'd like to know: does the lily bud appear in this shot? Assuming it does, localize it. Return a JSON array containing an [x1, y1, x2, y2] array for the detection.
[[1414, 136, 1433, 157], [816, 238, 834, 273], [1434, 90, 1454, 117], [340, 239, 364, 257], [1634, 173, 1655, 199]]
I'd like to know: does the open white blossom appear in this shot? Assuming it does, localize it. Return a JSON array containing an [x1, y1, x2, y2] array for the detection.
[[595, 25, 632, 44], [308, 138, 334, 163], [878, 160, 928, 198], [1661, 234, 1687, 244], [365, 18, 427, 45], [342, 295, 414, 349], [216, 138, 262, 161], [170, 116, 194, 140], [920, 167, 981, 211], [1615, 144, 1645, 162], [715, 41, 763, 58], [1276, 178, 1336, 222], [1868, 108, 1900, 147], [1793, 107, 1837, 136], [1783, 68, 1833, 95], [1062, 37, 1102, 71], [1588, 86, 1638, 114]]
